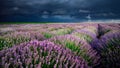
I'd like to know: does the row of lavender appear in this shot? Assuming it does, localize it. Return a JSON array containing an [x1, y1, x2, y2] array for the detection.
[[0, 23, 120, 68]]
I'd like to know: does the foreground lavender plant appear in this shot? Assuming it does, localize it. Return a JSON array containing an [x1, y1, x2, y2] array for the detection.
[[91, 32, 120, 68], [0, 40, 90, 68], [49, 35, 100, 67]]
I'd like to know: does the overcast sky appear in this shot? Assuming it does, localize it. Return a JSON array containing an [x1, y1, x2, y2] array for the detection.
[[0, 0, 120, 22]]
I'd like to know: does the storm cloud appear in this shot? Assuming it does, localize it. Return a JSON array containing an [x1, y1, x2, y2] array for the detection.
[[0, 0, 120, 22]]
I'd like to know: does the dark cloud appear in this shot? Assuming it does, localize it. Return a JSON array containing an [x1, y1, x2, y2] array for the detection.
[[0, 0, 120, 22]]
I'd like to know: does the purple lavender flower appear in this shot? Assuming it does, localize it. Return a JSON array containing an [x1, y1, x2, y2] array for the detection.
[[49, 35, 100, 67], [0, 40, 90, 68]]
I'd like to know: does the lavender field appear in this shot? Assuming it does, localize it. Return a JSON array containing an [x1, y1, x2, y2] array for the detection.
[[0, 23, 120, 68]]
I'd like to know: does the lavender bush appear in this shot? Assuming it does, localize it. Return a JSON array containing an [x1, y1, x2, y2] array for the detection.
[[91, 30, 120, 68], [51, 28, 74, 35], [0, 33, 30, 50], [0, 40, 90, 68], [0, 32, 45, 50], [49, 35, 100, 67]]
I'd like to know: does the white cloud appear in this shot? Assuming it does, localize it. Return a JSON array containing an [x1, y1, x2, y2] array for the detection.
[[95, 13, 117, 16], [53, 15, 74, 19], [43, 11, 49, 15], [41, 15, 49, 18], [13, 7, 19, 11], [79, 9, 90, 13]]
